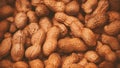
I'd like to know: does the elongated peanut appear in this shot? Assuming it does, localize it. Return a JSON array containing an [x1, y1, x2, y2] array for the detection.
[[39, 17, 52, 33], [101, 34, 120, 50], [45, 53, 61, 68], [96, 41, 117, 62], [65, 0, 80, 15], [11, 30, 25, 61], [0, 59, 13, 68], [53, 19, 67, 37], [15, 0, 31, 12], [25, 29, 45, 60], [43, 26, 60, 56], [25, 44, 41, 60], [28, 23, 39, 35], [15, 12, 28, 29], [44, 0, 65, 12], [55, 12, 97, 46], [85, 51, 99, 63], [13, 61, 28, 68], [85, 0, 109, 29], [62, 53, 79, 68], [104, 20, 120, 35], [29, 59, 44, 68], [0, 37, 12, 58], [27, 10, 38, 23], [58, 37, 87, 53], [35, 4, 49, 17], [82, 0, 98, 14]]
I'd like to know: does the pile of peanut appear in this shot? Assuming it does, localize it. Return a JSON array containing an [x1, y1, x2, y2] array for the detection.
[[0, 0, 120, 68]]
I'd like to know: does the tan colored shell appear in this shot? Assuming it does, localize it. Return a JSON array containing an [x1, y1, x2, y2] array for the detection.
[[45, 53, 61, 68], [101, 34, 120, 50], [25, 43, 41, 60], [58, 37, 87, 53], [104, 20, 120, 35], [39, 17, 52, 33], [15, 12, 28, 29], [31, 29, 45, 45], [55, 12, 97, 46], [43, 26, 60, 56], [62, 53, 79, 68], [15, 0, 31, 12], [13, 61, 28, 68], [53, 19, 67, 37], [65, 0, 80, 15], [11, 30, 25, 61], [44, 0, 65, 12], [27, 10, 38, 23], [0, 37, 12, 57], [85, 51, 99, 63], [35, 4, 49, 17], [82, 0, 98, 14], [28, 23, 39, 35], [29, 59, 44, 68], [0, 59, 13, 68], [96, 41, 117, 62]]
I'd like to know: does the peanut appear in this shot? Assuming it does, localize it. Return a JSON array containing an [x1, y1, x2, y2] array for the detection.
[[0, 37, 12, 58], [15, 12, 28, 29], [44, 0, 65, 12], [0, 59, 13, 68], [43, 26, 60, 56], [65, 0, 80, 15], [58, 37, 87, 53], [29, 59, 44, 68], [45, 53, 61, 68], [11, 30, 25, 61], [15, 0, 31, 12], [39, 17, 52, 33], [35, 4, 49, 17], [13, 61, 28, 68], [101, 34, 120, 50]]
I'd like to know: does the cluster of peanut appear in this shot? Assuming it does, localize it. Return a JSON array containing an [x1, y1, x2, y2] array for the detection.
[[0, 0, 120, 68]]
